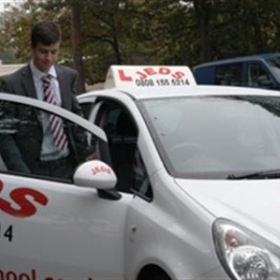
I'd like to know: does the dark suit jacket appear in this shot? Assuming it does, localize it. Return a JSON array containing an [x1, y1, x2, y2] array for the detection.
[[0, 64, 91, 173]]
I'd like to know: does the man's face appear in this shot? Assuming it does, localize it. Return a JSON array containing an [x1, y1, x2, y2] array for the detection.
[[31, 42, 60, 73]]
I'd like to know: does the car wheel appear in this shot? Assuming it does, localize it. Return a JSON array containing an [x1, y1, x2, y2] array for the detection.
[[151, 274, 171, 280]]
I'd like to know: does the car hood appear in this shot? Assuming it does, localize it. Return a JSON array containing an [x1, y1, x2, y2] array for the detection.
[[175, 178, 280, 242]]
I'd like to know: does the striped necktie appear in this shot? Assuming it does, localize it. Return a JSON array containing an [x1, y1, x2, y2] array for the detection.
[[42, 74, 68, 151]]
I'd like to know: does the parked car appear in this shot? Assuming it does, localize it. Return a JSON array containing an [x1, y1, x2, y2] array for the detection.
[[1, 65, 280, 280], [193, 52, 280, 90]]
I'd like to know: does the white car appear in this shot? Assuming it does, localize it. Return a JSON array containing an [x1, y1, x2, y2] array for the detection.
[[0, 65, 280, 280]]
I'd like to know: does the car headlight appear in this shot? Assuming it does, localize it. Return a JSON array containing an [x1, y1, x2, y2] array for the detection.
[[213, 218, 280, 280]]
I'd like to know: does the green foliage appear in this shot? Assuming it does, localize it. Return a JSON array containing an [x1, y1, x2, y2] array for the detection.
[[1, 0, 280, 87]]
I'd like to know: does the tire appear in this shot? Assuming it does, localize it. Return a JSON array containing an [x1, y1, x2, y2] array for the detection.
[[151, 274, 171, 280]]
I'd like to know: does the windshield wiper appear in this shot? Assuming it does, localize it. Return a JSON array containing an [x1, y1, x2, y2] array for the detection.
[[227, 169, 280, 180]]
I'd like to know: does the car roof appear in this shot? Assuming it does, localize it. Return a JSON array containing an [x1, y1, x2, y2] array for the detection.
[[80, 85, 280, 102], [193, 52, 280, 69]]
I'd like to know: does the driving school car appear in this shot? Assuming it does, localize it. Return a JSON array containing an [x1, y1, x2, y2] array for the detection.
[[0, 65, 280, 280]]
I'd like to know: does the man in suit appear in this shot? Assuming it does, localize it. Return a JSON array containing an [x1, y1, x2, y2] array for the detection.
[[0, 20, 94, 179]]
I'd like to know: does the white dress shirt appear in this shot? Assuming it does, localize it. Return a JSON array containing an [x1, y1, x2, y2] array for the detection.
[[30, 61, 69, 161]]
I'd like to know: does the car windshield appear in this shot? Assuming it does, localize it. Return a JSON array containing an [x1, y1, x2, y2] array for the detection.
[[138, 95, 280, 179]]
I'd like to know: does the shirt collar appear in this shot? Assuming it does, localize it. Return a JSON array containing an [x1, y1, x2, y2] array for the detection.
[[30, 60, 57, 82]]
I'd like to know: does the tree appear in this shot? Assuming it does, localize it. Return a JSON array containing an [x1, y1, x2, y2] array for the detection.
[[2, 0, 280, 88], [71, 5, 85, 92]]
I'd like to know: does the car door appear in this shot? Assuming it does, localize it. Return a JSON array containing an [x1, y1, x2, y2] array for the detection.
[[0, 93, 131, 279], [78, 95, 176, 280]]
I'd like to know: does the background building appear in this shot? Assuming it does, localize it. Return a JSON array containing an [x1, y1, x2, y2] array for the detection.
[[0, 60, 24, 76]]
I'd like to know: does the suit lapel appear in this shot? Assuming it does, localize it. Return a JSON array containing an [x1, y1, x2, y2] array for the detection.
[[16, 65, 41, 123], [56, 66, 70, 109], [21, 65, 37, 99], [21, 64, 71, 109]]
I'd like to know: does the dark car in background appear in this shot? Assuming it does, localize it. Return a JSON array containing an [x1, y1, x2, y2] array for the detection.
[[193, 53, 280, 90]]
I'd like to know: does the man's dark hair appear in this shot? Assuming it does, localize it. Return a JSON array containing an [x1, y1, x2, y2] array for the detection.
[[31, 20, 61, 47]]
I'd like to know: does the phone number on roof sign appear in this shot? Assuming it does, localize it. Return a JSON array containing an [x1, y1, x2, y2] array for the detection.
[[135, 78, 190, 87]]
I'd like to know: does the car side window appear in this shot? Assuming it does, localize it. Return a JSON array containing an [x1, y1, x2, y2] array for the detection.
[[215, 63, 242, 86], [96, 102, 151, 197], [0, 100, 99, 182], [247, 62, 274, 89]]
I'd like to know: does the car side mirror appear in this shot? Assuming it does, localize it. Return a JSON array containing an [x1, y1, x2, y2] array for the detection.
[[73, 160, 117, 190]]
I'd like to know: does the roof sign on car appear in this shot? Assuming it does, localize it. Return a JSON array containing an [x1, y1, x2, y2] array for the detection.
[[103, 65, 197, 89]]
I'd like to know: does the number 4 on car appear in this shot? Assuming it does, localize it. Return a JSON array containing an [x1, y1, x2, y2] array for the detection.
[[0, 65, 279, 280]]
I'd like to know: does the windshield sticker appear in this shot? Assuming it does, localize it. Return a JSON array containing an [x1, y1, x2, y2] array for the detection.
[[0, 180, 48, 218]]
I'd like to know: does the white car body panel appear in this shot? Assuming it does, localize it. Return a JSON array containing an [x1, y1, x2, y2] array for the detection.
[[0, 172, 132, 279], [175, 179, 280, 246], [123, 169, 220, 280]]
